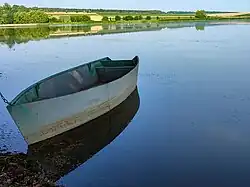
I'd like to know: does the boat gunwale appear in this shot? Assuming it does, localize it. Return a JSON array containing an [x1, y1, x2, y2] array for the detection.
[[9, 56, 139, 106]]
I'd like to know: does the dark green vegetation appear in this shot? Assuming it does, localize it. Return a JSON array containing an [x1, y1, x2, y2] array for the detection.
[[70, 15, 90, 22], [195, 10, 207, 19], [0, 3, 92, 24], [134, 15, 143, 20], [167, 11, 237, 15], [0, 153, 60, 187], [0, 3, 49, 24], [123, 15, 134, 21], [115, 15, 122, 21], [31, 7, 166, 15], [102, 16, 109, 22]]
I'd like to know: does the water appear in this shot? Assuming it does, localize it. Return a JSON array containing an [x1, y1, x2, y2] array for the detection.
[[1, 21, 250, 186]]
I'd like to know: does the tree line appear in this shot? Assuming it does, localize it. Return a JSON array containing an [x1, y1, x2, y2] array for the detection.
[[102, 15, 152, 22], [0, 3, 154, 24], [0, 3, 214, 25], [0, 2, 165, 16], [0, 3, 94, 24], [0, 3, 49, 24], [31, 7, 165, 15], [167, 11, 236, 14]]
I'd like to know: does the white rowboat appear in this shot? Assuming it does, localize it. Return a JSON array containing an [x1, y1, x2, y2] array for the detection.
[[7, 56, 139, 145]]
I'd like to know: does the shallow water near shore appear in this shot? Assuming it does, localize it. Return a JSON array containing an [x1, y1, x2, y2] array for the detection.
[[1, 21, 250, 186]]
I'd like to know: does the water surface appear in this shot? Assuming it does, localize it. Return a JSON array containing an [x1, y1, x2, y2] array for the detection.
[[1, 22, 250, 186]]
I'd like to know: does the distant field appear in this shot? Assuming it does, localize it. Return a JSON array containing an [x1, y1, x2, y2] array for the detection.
[[208, 12, 250, 17]]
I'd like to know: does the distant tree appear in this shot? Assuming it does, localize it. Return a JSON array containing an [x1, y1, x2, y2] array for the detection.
[[195, 10, 207, 19], [71, 15, 90, 22], [81, 15, 91, 22], [3, 3, 11, 11], [0, 3, 14, 24], [102, 16, 109, 22], [0, 4, 49, 24], [134, 15, 143, 20], [134, 15, 139, 20], [156, 16, 159, 20], [115, 15, 121, 21], [14, 12, 26, 24], [11, 5, 27, 12], [146, 16, 151, 20], [0, 8, 4, 24], [2, 12, 14, 24], [49, 17, 59, 23], [13, 11, 49, 24], [29, 10, 49, 23], [70, 16, 77, 22], [123, 15, 133, 21]]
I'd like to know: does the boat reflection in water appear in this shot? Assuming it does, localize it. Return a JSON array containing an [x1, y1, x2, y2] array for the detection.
[[27, 88, 140, 181]]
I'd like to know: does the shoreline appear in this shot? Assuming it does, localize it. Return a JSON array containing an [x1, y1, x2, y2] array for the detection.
[[0, 18, 249, 28], [0, 153, 60, 187]]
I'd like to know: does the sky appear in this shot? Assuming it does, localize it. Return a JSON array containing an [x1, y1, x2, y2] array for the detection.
[[0, 0, 250, 12]]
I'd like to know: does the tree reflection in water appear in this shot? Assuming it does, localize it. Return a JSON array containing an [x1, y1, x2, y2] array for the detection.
[[0, 23, 168, 48]]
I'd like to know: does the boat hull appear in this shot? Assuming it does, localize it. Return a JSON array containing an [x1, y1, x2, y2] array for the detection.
[[7, 63, 139, 145]]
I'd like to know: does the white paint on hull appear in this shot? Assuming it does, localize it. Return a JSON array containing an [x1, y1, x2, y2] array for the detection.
[[8, 64, 138, 145]]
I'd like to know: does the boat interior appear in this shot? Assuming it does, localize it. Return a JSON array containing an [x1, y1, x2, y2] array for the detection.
[[11, 57, 138, 105]]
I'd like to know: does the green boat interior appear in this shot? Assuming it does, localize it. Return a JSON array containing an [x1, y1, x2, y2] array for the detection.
[[11, 56, 139, 105]]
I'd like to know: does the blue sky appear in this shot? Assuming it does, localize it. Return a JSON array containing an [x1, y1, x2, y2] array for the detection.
[[0, 0, 250, 11]]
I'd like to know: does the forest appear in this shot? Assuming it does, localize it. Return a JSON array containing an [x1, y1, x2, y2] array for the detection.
[[0, 3, 49, 24], [0, 3, 247, 25], [0, 3, 165, 24]]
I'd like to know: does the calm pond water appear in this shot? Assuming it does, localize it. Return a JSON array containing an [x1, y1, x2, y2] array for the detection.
[[1, 21, 250, 186]]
